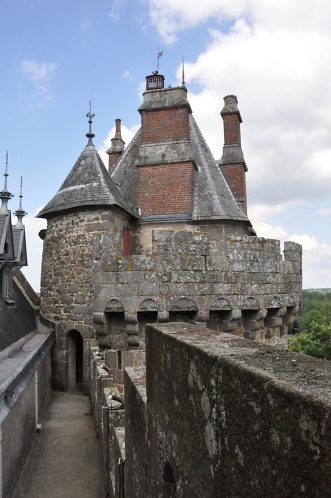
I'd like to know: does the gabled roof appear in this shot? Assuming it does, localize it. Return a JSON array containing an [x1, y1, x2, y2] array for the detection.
[[0, 212, 15, 260], [111, 118, 249, 223], [38, 144, 136, 218], [13, 225, 27, 267]]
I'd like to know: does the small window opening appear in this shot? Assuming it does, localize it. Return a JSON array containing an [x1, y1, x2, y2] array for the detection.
[[163, 462, 176, 490], [117, 350, 122, 370], [123, 227, 131, 256], [169, 310, 196, 322]]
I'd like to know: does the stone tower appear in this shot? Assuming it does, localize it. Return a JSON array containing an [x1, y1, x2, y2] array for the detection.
[[38, 112, 137, 390], [39, 73, 302, 392]]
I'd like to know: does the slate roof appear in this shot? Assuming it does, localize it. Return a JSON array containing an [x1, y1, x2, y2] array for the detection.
[[13, 226, 27, 266], [112, 129, 141, 208], [38, 144, 136, 218], [190, 116, 248, 221], [0, 279, 35, 351], [111, 117, 249, 223], [0, 213, 14, 260]]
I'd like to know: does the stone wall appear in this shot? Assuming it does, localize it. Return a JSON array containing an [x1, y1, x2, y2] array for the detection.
[[124, 323, 331, 498], [0, 329, 54, 498], [40, 207, 133, 390], [92, 229, 301, 349]]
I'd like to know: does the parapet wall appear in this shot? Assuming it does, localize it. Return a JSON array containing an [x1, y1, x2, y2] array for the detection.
[[0, 330, 54, 498], [124, 323, 331, 498], [92, 230, 302, 348]]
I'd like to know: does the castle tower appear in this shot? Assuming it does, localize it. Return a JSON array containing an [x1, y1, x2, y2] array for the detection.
[[38, 107, 136, 390], [111, 72, 251, 242], [220, 95, 248, 213]]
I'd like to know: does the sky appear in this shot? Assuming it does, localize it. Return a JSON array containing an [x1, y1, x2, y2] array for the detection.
[[1, 0, 331, 291]]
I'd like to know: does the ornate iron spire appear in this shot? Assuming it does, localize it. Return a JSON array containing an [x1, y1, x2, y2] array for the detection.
[[0, 151, 13, 215], [182, 57, 186, 87], [86, 100, 95, 146], [14, 176, 27, 227]]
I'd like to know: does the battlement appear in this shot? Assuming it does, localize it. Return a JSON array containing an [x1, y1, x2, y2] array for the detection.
[[92, 229, 301, 349]]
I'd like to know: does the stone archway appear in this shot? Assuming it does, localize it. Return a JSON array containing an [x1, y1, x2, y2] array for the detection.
[[67, 330, 84, 391]]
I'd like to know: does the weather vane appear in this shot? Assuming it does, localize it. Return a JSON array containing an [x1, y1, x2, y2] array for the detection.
[[86, 100, 95, 145], [156, 48, 163, 73]]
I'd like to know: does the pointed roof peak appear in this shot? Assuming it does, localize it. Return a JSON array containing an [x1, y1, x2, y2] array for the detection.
[[86, 100, 95, 146], [0, 151, 14, 215], [14, 176, 27, 227]]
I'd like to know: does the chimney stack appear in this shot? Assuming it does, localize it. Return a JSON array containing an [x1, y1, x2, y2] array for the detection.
[[107, 119, 125, 173], [220, 95, 248, 214]]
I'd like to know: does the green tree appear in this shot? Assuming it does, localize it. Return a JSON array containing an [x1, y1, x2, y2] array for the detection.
[[289, 321, 331, 360]]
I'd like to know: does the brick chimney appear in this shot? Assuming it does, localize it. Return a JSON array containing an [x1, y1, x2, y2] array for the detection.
[[107, 119, 125, 173], [136, 74, 196, 218], [220, 95, 248, 214]]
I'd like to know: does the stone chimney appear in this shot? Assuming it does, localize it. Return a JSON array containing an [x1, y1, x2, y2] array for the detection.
[[220, 95, 248, 214], [107, 119, 125, 173], [136, 74, 196, 218]]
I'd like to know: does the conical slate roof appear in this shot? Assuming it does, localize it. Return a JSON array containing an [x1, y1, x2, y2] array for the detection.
[[38, 144, 135, 218], [112, 117, 250, 223]]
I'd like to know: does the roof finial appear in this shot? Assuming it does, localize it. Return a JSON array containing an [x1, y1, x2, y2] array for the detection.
[[182, 56, 186, 87], [0, 151, 13, 215], [86, 100, 95, 146], [14, 176, 27, 227]]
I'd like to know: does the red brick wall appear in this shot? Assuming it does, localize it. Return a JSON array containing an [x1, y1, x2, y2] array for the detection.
[[221, 163, 247, 213], [138, 162, 194, 216], [141, 108, 190, 144], [223, 114, 241, 144], [108, 152, 121, 173]]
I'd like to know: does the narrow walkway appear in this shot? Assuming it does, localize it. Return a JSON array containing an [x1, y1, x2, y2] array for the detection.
[[12, 392, 105, 498]]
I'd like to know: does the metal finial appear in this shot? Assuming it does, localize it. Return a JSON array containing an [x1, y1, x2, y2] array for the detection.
[[0, 151, 13, 214], [182, 57, 186, 87], [14, 176, 27, 227], [4, 151, 9, 192], [86, 100, 95, 145], [19, 176, 23, 210]]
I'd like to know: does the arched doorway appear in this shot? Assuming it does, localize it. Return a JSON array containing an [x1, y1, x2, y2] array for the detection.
[[67, 330, 84, 391]]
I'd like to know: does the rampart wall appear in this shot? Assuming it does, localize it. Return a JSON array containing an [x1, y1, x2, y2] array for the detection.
[[92, 229, 302, 349]]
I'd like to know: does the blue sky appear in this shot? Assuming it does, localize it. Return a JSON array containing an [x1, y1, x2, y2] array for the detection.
[[1, 0, 331, 290]]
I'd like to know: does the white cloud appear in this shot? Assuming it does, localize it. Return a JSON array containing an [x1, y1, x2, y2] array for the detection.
[[21, 59, 56, 82], [148, 0, 250, 43], [316, 208, 331, 217], [109, 0, 126, 20], [254, 220, 331, 288], [20, 214, 46, 292], [21, 59, 56, 103], [122, 69, 133, 80]]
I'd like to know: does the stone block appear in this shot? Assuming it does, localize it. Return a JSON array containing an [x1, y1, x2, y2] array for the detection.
[[180, 255, 204, 271], [188, 283, 215, 295], [118, 271, 145, 284], [144, 269, 172, 283], [157, 311, 169, 322], [138, 282, 160, 296], [105, 350, 117, 369], [131, 255, 155, 271]]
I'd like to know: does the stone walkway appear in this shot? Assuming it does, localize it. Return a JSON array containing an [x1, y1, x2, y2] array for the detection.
[[12, 392, 105, 498]]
